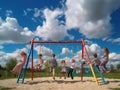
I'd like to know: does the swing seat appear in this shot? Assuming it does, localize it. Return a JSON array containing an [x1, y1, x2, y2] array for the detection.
[[40, 65, 45, 70], [35, 64, 45, 72]]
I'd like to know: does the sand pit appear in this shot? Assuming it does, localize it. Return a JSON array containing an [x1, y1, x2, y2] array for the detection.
[[0, 77, 120, 90]]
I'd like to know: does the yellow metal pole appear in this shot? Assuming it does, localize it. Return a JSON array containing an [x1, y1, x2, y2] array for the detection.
[[81, 39, 99, 85], [89, 64, 99, 85]]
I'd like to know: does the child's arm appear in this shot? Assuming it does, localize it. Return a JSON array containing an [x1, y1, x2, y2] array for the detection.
[[20, 57, 26, 64]]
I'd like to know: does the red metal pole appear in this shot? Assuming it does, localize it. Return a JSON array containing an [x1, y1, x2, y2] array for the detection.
[[31, 40, 82, 44], [81, 39, 84, 81], [31, 38, 34, 80], [82, 41, 84, 59]]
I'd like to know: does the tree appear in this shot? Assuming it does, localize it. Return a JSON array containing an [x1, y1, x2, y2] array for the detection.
[[110, 64, 114, 72], [6, 58, 17, 71], [44, 59, 50, 72], [116, 64, 120, 71], [0, 65, 2, 69]]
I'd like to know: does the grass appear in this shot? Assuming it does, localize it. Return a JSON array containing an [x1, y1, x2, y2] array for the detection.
[[0, 68, 120, 80], [109, 88, 120, 90], [0, 86, 15, 90], [103, 72, 120, 79]]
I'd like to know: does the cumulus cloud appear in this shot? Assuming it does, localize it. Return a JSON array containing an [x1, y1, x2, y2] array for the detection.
[[0, 45, 3, 49], [109, 53, 120, 60], [108, 52, 120, 67], [89, 44, 101, 55], [6, 10, 13, 17], [23, 10, 27, 16], [62, 47, 73, 55], [74, 43, 120, 67], [23, 8, 44, 23], [112, 38, 120, 43], [65, 0, 120, 39], [107, 38, 120, 44], [34, 8, 41, 18], [23, 8, 33, 16], [75, 43, 102, 60], [21, 1, 120, 41], [0, 17, 34, 43], [34, 46, 53, 57], [0, 47, 28, 67], [35, 8, 70, 40]]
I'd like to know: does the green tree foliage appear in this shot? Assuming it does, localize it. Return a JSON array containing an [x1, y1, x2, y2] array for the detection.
[[110, 64, 114, 72], [0, 65, 2, 69], [44, 59, 50, 71], [116, 64, 120, 71], [6, 58, 17, 71]]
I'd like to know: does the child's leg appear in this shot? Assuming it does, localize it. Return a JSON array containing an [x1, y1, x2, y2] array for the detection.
[[60, 73, 62, 79], [64, 73, 66, 79], [103, 61, 109, 71], [70, 69, 74, 79], [52, 68, 55, 79], [101, 61, 108, 71], [68, 68, 71, 77], [100, 65, 105, 73], [96, 66, 100, 72]]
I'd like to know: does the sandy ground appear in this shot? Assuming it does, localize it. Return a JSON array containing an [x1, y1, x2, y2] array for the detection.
[[0, 77, 120, 90]]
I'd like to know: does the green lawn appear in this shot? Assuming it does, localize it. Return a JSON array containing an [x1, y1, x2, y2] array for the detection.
[[109, 88, 120, 90], [103, 72, 120, 79], [0, 68, 120, 80], [0, 86, 15, 90]]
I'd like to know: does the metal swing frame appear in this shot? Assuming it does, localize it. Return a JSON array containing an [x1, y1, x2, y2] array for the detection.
[[17, 38, 106, 85]]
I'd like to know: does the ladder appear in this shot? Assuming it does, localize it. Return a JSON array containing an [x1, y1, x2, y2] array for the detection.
[[95, 66, 107, 85], [16, 66, 26, 84]]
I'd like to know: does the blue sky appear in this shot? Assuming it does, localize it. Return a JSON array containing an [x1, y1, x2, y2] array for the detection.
[[0, 0, 120, 67]]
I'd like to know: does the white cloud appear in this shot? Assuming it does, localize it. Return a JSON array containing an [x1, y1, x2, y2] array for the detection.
[[109, 53, 120, 60], [112, 38, 120, 43], [0, 47, 28, 67], [81, 44, 102, 58], [89, 44, 101, 55], [108, 53, 120, 67], [23, 8, 33, 16], [0, 17, 34, 43], [0, 45, 3, 49], [107, 38, 120, 43], [62, 47, 73, 55], [75, 43, 120, 67], [34, 45, 53, 57], [6, 10, 13, 17], [65, 0, 120, 39], [21, 27, 34, 36], [26, 8, 32, 12], [23, 10, 27, 16], [23, 8, 45, 23], [34, 8, 41, 17], [35, 8, 69, 40]]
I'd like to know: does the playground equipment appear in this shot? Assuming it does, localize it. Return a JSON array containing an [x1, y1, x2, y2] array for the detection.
[[17, 38, 106, 85]]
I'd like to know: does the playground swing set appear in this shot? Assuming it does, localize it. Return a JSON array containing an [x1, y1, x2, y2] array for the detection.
[[16, 38, 107, 85]]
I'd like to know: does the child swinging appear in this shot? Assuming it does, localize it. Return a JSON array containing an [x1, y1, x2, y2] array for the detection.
[[35, 54, 44, 71]]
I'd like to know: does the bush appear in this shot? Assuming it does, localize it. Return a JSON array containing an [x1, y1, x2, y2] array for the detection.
[[6, 58, 17, 71], [116, 64, 120, 71]]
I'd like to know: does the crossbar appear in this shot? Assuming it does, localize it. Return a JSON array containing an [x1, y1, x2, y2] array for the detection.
[[31, 40, 82, 44]]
